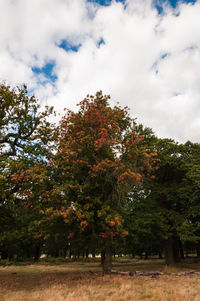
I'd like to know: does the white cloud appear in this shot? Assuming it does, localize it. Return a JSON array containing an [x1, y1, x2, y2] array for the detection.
[[0, 0, 200, 143]]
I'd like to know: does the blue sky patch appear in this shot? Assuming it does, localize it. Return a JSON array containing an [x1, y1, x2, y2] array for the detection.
[[168, 0, 196, 7], [32, 62, 57, 83], [87, 0, 125, 6], [153, 0, 196, 13], [88, 0, 197, 11], [58, 40, 82, 52], [161, 53, 170, 60], [151, 52, 170, 74], [97, 38, 105, 48]]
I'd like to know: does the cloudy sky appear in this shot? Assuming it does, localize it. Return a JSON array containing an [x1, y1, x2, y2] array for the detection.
[[0, 0, 199, 142]]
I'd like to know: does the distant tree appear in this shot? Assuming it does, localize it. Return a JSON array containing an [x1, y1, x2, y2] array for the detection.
[[124, 188, 165, 259], [179, 141, 200, 257], [123, 129, 165, 260], [148, 139, 200, 265], [0, 83, 54, 159]]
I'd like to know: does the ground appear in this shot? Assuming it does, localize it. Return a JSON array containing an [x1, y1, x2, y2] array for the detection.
[[0, 258, 200, 301]]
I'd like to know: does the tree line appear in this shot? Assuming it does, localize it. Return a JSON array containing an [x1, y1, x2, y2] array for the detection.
[[0, 84, 200, 273]]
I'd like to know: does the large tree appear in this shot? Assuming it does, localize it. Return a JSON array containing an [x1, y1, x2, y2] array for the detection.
[[12, 91, 158, 271], [48, 91, 157, 273]]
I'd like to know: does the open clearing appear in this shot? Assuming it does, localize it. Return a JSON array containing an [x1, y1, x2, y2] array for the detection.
[[0, 258, 200, 301]]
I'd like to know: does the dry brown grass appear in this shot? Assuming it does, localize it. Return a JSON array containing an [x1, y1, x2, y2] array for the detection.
[[0, 259, 200, 301]]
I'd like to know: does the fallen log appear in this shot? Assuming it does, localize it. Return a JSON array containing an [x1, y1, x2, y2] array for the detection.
[[175, 271, 200, 276], [111, 270, 132, 276], [134, 271, 164, 277], [111, 270, 163, 277], [111, 270, 200, 277]]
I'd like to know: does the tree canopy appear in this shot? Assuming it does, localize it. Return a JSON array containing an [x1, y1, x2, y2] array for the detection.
[[0, 83, 55, 261], [11, 91, 158, 273], [1, 85, 200, 271]]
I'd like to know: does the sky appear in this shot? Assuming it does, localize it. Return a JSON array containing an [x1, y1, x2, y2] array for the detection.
[[0, 0, 199, 143]]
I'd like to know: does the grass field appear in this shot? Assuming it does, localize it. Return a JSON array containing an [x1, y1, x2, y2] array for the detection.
[[0, 258, 200, 301]]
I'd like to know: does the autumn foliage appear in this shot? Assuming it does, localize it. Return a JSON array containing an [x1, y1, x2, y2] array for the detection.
[[11, 91, 159, 271], [52, 92, 158, 238]]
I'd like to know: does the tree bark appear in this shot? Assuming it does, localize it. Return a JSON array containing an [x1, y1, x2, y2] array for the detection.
[[26, 247, 30, 259], [101, 250, 105, 266], [85, 248, 89, 258], [158, 251, 163, 259], [196, 246, 200, 257], [173, 235, 181, 262], [179, 239, 184, 259], [68, 248, 72, 259], [34, 244, 41, 262], [165, 237, 175, 265], [102, 239, 112, 274], [8, 252, 13, 261]]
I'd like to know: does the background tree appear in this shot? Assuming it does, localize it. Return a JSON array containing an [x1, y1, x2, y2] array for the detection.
[[147, 139, 200, 265], [0, 83, 54, 159], [0, 83, 55, 260], [123, 128, 165, 260], [179, 141, 200, 257]]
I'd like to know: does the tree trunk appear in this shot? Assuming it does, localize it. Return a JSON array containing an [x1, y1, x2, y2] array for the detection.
[[101, 250, 105, 266], [1, 250, 8, 260], [8, 252, 13, 261], [196, 246, 200, 257], [196, 241, 200, 257], [26, 247, 30, 259], [165, 237, 175, 265], [173, 236, 181, 262], [68, 248, 72, 259], [179, 239, 184, 259], [102, 240, 112, 274], [54, 248, 59, 258], [34, 244, 41, 262], [138, 250, 143, 259], [63, 247, 67, 258], [85, 249, 89, 258]]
